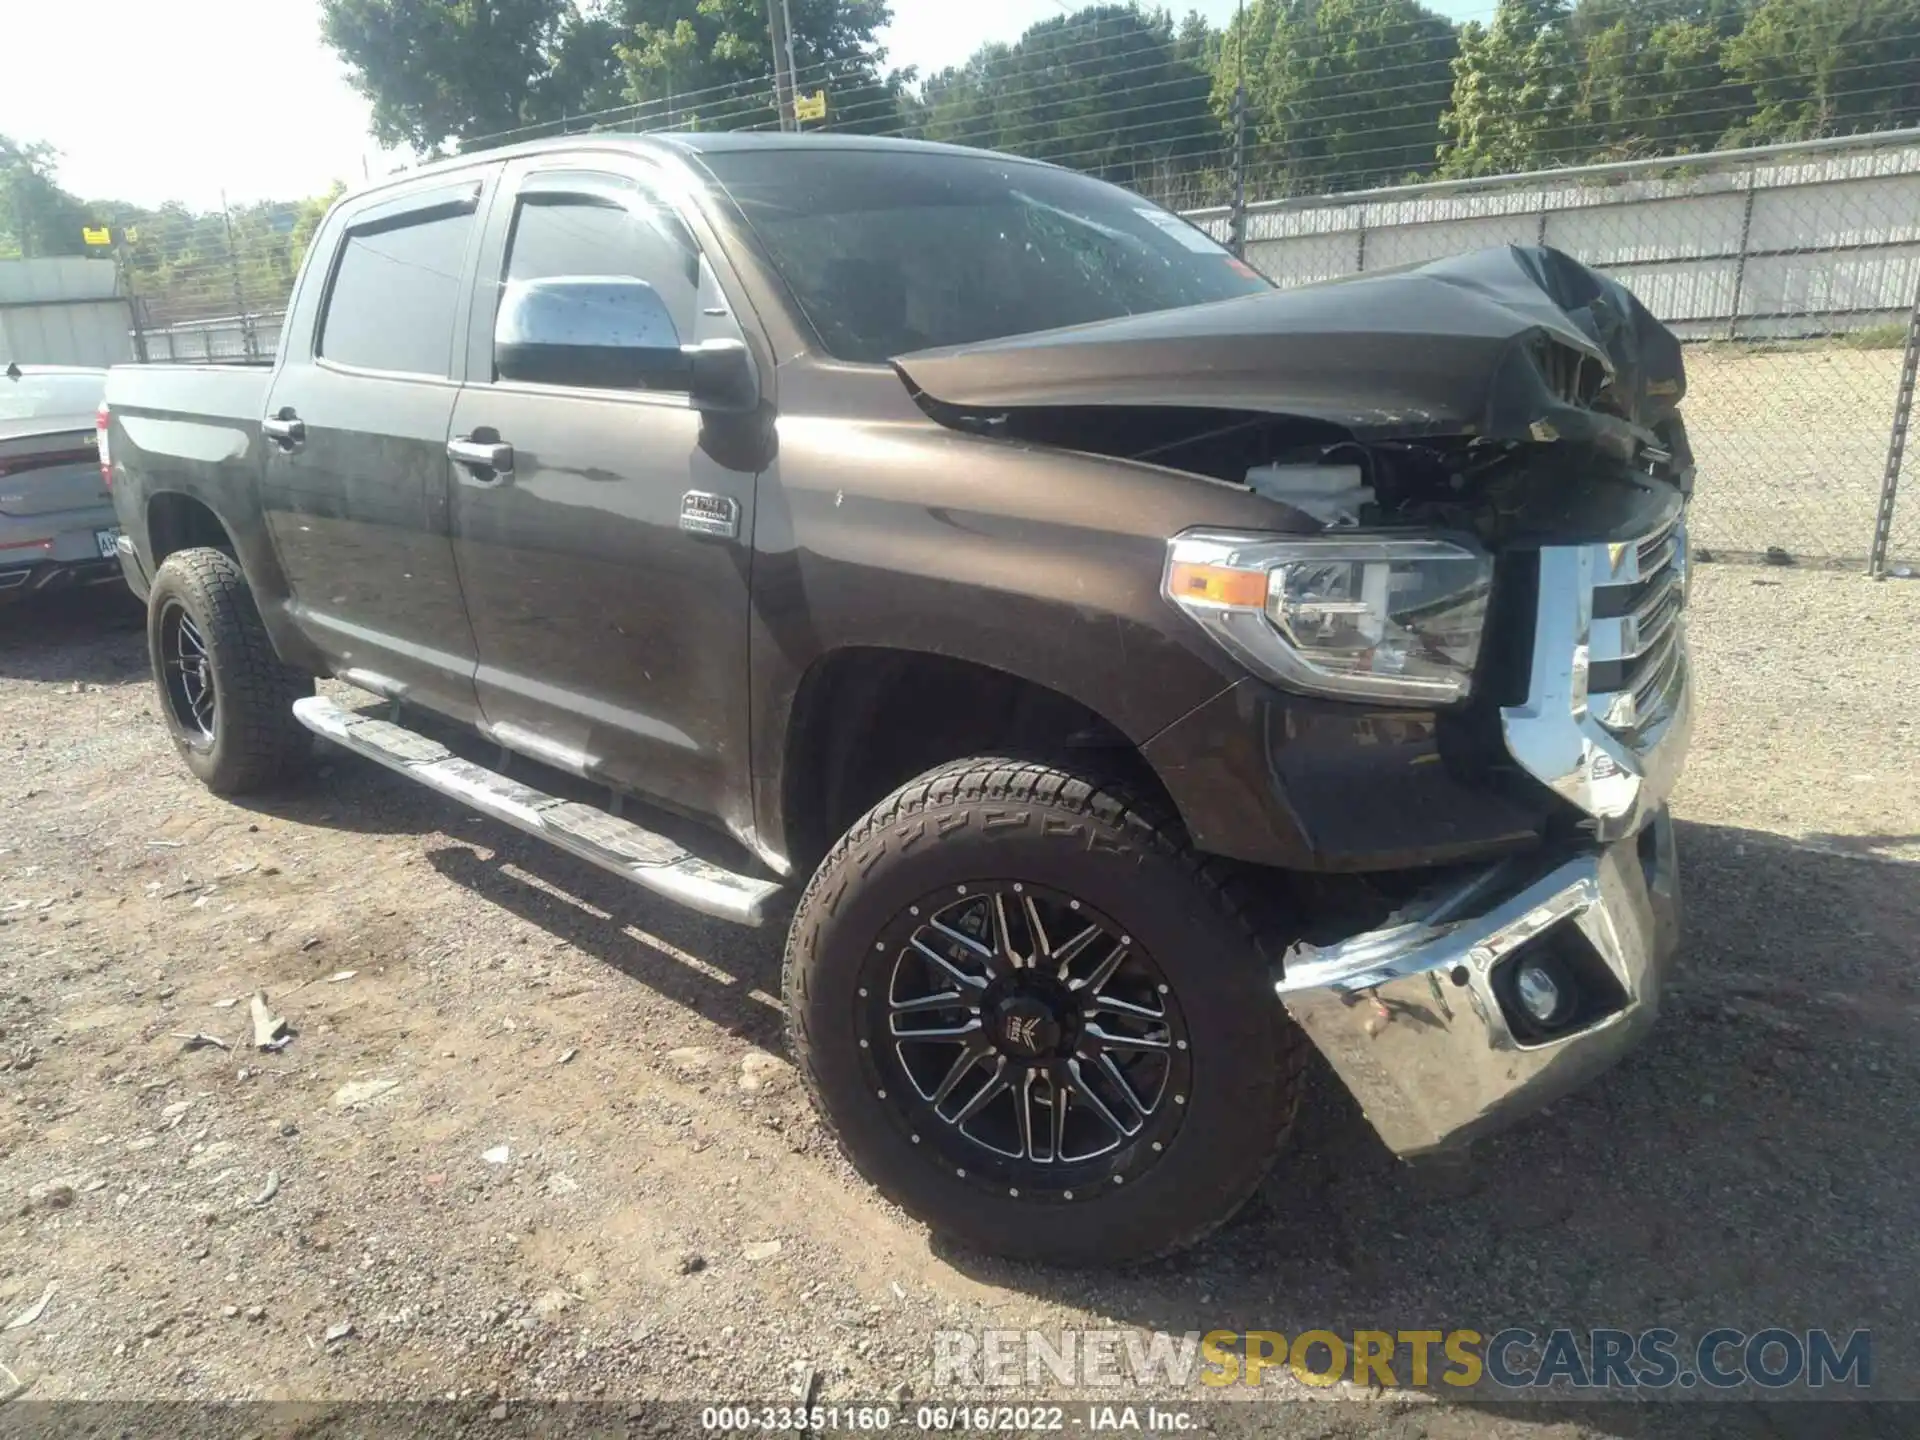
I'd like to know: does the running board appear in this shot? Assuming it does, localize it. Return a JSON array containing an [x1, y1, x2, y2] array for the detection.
[[292, 696, 782, 926]]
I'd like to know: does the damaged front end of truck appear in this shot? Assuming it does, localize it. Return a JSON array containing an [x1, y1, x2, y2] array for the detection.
[[899, 245, 1695, 1158], [896, 243, 1693, 544]]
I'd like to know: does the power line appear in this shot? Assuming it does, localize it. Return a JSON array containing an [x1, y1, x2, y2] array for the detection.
[[460, 0, 1300, 149], [471, 7, 1918, 159]]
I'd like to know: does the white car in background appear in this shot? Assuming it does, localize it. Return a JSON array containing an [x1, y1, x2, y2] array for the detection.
[[0, 362, 120, 603]]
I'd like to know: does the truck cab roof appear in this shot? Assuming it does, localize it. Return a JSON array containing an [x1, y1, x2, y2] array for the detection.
[[370, 130, 1053, 198]]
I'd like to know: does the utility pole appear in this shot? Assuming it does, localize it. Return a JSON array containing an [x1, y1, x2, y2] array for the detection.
[[1230, 0, 1248, 260], [220, 191, 256, 363], [781, 0, 802, 125], [115, 232, 148, 364], [765, 0, 794, 130]]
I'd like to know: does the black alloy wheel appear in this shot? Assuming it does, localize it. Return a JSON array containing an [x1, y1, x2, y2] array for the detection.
[[158, 599, 218, 748], [859, 881, 1191, 1200], [785, 757, 1309, 1265]]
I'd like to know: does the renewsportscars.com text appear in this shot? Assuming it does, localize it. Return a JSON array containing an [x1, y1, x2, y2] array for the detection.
[[932, 1327, 1872, 1392]]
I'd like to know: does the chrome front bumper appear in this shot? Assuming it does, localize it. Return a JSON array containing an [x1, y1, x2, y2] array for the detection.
[[1281, 808, 1680, 1158], [1280, 810, 1680, 1156], [1278, 510, 1691, 1158]]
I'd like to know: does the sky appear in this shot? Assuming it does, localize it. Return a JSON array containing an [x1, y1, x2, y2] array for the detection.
[[1, 0, 1492, 212]]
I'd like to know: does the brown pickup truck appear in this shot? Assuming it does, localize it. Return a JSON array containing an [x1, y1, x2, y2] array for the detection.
[[104, 133, 1693, 1265]]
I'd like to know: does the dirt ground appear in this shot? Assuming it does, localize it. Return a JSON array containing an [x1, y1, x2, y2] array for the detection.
[[1, 565, 1917, 1436]]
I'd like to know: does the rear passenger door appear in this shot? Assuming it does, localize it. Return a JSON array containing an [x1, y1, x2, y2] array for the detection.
[[261, 175, 492, 725]]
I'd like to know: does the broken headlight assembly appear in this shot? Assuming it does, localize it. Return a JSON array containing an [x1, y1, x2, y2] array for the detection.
[[1162, 532, 1493, 703]]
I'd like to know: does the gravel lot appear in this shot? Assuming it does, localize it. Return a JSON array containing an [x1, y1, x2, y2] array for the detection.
[[1, 567, 1916, 1436]]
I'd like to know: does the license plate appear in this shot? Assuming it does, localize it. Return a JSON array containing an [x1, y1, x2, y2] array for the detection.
[[95, 528, 121, 559]]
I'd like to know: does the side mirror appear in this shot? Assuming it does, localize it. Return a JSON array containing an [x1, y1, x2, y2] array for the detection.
[[685, 339, 759, 415], [495, 277, 689, 391]]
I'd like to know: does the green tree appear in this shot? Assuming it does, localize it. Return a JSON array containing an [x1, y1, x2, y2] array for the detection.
[[1568, 0, 1750, 159], [0, 136, 91, 259], [918, 6, 1222, 206], [290, 183, 349, 271], [1216, 0, 1457, 195], [321, 0, 902, 153], [321, 0, 584, 152], [1436, 0, 1578, 176], [615, 0, 902, 135], [1721, 0, 1920, 142]]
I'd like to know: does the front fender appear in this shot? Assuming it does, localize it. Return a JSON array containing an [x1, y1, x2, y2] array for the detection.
[[1142, 679, 1553, 873], [745, 378, 1302, 870]]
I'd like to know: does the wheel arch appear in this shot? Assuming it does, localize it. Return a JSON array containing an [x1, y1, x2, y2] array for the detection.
[[772, 645, 1182, 875], [146, 490, 237, 564], [141, 490, 326, 676]]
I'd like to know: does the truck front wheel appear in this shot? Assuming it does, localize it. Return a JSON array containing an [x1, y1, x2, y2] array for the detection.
[[784, 758, 1307, 1265], [147, 547, 313, 796]]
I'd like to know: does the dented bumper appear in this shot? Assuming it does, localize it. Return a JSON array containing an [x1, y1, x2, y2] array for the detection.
[[1278, 809, 1680, 1158]]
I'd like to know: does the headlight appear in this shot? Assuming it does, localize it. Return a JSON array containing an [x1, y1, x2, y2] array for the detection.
[[1162, 532, 1493, 703]]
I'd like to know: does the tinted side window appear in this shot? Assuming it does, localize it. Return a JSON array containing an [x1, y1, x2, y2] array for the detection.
[[502, 190, 701, 340], [320, 208, 473, 376]]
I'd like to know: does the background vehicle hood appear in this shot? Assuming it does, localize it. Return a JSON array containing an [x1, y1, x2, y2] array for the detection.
[[895, 245, 1684, 455]]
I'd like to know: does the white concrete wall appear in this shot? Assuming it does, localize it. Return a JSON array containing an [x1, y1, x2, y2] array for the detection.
[[0, 259, 135, 366], [0, 300, 134, 366], [1187, 136, 1920, 339]]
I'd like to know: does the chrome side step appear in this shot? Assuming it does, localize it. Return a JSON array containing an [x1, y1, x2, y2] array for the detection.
[[292, 696, 782, 926]]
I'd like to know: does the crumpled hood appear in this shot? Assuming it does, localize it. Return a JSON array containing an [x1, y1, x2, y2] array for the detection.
[[895, 245, 1684, 457]]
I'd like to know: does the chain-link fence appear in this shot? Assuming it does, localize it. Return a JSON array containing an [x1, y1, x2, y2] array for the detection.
[[108, 197, 310, 367], [1187, 128, 1920, 573], [113, 117, 1917, 572], [136, 310, 286, 364]]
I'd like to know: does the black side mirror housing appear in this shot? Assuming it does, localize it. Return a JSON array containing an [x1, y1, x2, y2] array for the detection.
[[685, 339, 759, 415]]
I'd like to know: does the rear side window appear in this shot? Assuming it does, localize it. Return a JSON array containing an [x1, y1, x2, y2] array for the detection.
[[320, 208, 473, 376]]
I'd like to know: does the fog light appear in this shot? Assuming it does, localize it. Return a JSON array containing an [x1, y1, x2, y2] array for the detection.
[[1514, 962, 1570, 1026]]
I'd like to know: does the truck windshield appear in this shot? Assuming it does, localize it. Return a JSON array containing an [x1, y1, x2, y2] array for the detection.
[[0, 371, 104, 422], [700, 149, 1269, 363]]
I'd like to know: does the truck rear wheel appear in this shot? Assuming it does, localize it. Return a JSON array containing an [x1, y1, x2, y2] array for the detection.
[[784, 757, 1306, 1265], [147, 547, 313, 796]]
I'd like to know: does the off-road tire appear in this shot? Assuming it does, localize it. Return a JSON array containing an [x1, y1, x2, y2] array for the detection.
[[147, 547, 313, 795], [784, 757, 1307, 1265]]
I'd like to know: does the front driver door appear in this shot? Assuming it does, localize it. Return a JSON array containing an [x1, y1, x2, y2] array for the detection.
[[446, 158, 761, 838]]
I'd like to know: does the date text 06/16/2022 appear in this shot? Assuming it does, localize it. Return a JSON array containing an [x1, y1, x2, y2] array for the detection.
[[700, 1405, 1197, 1432]]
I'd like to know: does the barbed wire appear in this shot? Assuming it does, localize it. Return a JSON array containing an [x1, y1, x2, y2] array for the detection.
[[452, 19, 1920, 199], [455, 0, 1503, 153]]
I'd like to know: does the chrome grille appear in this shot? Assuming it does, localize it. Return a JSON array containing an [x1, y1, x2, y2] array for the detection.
[[1591, 513, 1688, 740], [1500, 508, 1693, 837]]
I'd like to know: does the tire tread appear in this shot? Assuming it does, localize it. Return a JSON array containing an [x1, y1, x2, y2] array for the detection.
[[783, 755, 1308, 1263], [150, 548, 311, 795]]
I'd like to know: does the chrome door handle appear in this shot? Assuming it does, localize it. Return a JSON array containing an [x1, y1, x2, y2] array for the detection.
[[448, 436, 514, 475], [262, 413, 305, 449]]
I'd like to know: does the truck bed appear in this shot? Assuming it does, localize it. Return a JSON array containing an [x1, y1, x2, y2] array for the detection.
[[104, 363, 270, 437], [103, 363, 274, 602]]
